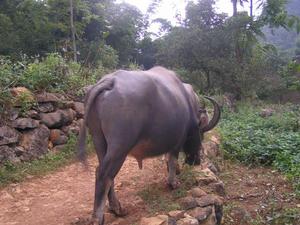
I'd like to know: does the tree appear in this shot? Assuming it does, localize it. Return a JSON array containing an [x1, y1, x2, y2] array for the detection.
[[105, 3, 145, 65], [231, 0, 248, 16], [250, 0, 253, 17], [70, 0, 77, 62]]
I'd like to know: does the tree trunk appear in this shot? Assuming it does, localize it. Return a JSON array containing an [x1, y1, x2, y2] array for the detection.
[[232, 0, 238, 16], [250, 0, 253, 17], [205, 69, 211, 90], [70, 0, 77, 62]]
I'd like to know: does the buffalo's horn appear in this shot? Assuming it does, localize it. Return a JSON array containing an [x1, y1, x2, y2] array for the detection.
[[201, 96, 221, 132]]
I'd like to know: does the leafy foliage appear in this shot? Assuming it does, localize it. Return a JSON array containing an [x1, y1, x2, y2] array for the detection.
[[280, 61, 300, 91], [220, 103, 300, 193], [0, 53, 112, 112]]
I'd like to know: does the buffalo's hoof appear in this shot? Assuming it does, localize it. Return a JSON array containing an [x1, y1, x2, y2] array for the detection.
[[168, 179, 181, 189], [90, 217, 103, 225], [109, 206, 128, 217]]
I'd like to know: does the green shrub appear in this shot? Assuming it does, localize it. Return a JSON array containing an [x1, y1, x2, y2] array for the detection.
[[219, 103, 300, 193], [0, 56, 22, 115], [16, 91, 37, 116], [21, 53, 68, 91], [0, 53, 114, 116], [79, 41, 119, 69]]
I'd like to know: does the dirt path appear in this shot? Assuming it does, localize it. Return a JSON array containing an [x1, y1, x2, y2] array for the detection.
[[0, 155, 168, 225], [1, 153, 299, 225]]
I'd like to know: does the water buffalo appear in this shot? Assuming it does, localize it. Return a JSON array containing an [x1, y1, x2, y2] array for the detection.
[[78, 66, 220, 224]]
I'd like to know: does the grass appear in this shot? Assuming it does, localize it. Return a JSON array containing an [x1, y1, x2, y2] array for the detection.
[[138, 164, 198, 214], [250, 206, 299, 225], [138, 185, 181, 214], [223, 199, 300, 225], [219, 102, 300, 194], [267, 207, 300, 225], [0, 134, 93, 187]]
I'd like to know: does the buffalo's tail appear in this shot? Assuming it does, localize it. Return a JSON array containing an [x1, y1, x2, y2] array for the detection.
[[77, 76, 115, 162]]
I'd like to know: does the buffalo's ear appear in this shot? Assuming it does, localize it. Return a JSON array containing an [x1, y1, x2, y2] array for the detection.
[[198, 109, 209, 130]]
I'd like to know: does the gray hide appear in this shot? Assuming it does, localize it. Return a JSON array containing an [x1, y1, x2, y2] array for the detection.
[[77, 66, 220, 224]]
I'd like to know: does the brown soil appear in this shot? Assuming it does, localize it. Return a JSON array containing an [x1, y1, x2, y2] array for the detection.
[[0, 154, 299, 225], [0, 155, 168, 225], [220, 161, 300, 225]]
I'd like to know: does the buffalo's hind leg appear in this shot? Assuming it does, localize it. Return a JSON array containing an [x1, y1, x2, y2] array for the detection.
[[108, 180, 128, 216], [93, 151, 127, 225], [93, 165, 110, 225]]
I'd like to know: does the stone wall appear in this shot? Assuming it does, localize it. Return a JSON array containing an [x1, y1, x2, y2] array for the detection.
[[139, 137, 224, 225], [0, 88, 84, 165]]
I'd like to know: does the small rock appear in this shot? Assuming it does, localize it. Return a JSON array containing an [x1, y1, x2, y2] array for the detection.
[[203, 141, 219, 158], [38, 102, 55, 113], [15, 146, 25, 157], [195, 195, 223, 207], [186, 207, 212, 222], [27, 110, 40, 119], [208, 182, 225, 196], [50, 129, 68, 146], [21, 206, 30, 212], [260, 108, 274, 118], [19, 124, 50, 160], [202, 168, 218, 178], [52, 144, 66, 153], [196, 176, 217, 186], [62, 119, 81, 136], [9, 108, 19, 120], [12, 118, 39, 130], [207, 163, 219, 175], [0, 126, 20, 146], [168, 210, 185, 220], [0, 145, 19, 164], [140, 215, 168, 225], [48, 141, 53, 149], [195, 168, 218, 186], [177, 217, 199, 225], [40, 109, 75, 128], [188, 188, 207, 198], [179, 196, 198, 210], [57, 101, 74, 109], [210, 135, 220, 145], [72, 102, 84, 118], [36, 92, 63, 103]]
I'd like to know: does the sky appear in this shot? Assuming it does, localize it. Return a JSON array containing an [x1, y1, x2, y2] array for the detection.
[[115, 0, 254, 23], [116, 0, 258, 35]]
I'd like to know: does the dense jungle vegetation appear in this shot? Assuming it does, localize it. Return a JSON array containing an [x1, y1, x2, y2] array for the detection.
[[0, 0, 300, 192]]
